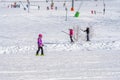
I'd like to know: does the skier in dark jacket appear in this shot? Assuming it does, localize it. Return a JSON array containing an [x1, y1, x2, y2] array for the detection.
[[84, 27, 90, 41]]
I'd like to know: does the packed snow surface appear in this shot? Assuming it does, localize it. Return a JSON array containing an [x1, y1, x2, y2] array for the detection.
[[0, 0, 120, 80]]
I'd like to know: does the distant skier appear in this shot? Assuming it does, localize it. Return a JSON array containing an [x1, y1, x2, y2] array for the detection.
[[91, 10, 94, 14], [47, 6, 49, 10], [36, 34, 44, 56], [63, 2, 66, 7], [103, 3, 106, 15], [84, 27, 90, 41], [38, 5, 40, 10], [94, 10, 96, 14], [103, 8, 105, 15], [69, 29, 74, 43], [55, 6, 57, 10]]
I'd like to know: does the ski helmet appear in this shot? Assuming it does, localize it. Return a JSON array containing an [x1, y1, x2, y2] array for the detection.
[[39, 34, 42, 38]]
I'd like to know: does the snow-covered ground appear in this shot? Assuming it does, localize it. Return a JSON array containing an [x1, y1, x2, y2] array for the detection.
[[0, 50, 120, 80], [0, 0, 120, 80]]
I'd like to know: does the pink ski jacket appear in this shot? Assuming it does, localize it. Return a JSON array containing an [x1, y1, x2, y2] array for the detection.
[[69, 29, 74, 36], [38, 38, 43, 47]]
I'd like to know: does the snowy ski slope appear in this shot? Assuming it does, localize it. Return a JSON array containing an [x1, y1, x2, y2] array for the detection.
[[0, 0, 120, 80]]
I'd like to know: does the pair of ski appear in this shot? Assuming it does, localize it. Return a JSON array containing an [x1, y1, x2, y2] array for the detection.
[[36, 54, 44, 56]]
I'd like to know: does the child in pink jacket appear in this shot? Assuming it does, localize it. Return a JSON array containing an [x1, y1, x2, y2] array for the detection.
[[36, 34, 44, 56]]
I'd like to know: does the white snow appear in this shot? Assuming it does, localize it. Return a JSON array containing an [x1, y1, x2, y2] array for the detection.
[[0, 0, 120, 80]]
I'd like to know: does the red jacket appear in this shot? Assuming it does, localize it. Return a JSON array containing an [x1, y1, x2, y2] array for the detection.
[[69, 29, 74, 36]]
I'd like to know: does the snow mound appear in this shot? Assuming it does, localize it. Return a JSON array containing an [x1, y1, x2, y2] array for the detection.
[[0, 40, 120, 54]]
